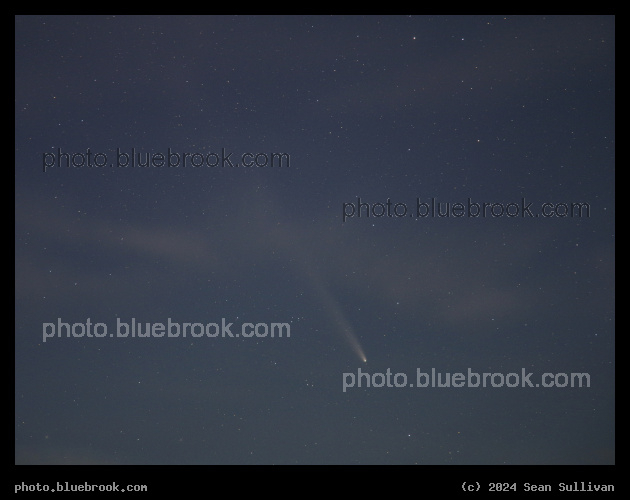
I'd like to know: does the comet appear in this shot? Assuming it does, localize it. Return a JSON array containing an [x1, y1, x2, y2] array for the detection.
[[263, 204, 368, 363], [307, 269, 367, 364]]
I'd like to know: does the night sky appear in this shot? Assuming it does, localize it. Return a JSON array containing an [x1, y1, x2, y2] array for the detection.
[[15, 15, 614, 466]]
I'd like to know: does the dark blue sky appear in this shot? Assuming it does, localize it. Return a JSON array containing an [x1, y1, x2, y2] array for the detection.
[[15, 15, 614, 465]]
